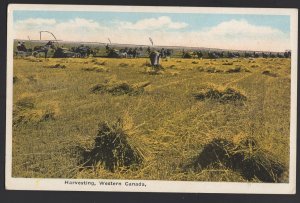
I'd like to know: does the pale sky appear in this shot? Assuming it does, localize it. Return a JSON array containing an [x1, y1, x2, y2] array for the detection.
[[13, 11, 291, 51]]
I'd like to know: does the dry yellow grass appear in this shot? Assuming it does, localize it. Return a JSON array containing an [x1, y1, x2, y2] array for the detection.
[[12, 57, 291, 182]]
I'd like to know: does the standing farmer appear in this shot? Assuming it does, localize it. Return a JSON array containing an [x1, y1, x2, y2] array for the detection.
[[149, 50, 161, 67]]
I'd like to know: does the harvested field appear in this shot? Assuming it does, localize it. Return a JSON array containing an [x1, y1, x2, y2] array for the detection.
[[12, 57, 291, 183]]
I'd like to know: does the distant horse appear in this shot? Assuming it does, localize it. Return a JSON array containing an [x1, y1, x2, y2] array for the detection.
[[208, 51, 220, 59], [32, 41, 55, 58], [284, 51, 291, 58], [74, 45, 93, 58], [119, 52, 128, 58]]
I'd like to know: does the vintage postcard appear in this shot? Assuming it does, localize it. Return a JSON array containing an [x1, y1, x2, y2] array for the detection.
[[6, 4, 297, 193]]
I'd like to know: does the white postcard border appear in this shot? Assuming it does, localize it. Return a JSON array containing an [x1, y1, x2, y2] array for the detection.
[[6, 4, 298, 194]]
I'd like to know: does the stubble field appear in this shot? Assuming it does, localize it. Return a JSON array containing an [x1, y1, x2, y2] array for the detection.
[[12, 56, 291, 182]]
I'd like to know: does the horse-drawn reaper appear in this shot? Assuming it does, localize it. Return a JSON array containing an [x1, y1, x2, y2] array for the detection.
[[106, 44, 131, 58], [15, 41, 33, 57], [32, 40, 56, 58], [20, 31, 81, 58]]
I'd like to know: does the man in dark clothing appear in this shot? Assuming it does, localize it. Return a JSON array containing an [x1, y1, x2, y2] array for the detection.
[[149, 50, 161, 66], [20, 41, 27, 51], [17, 41, 22, 51]]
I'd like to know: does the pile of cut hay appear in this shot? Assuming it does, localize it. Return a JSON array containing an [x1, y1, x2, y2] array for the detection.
[[222, 62, 234, 65], [82, 118, 144, 172], [193, 86, 247, 104], [197, 67, 224, 73], [168, 65, 176, 69], [90, 81, 150, 96], [82, 65, 109, 72], [244, 68, 251, 72], [119, 63, 129, 67], [225, 66, 252, 73], [262, 70, 278, 77], [13, 98, 60, 126], [190, 135, 286, 182], [93, 61, 106, 66], [226, 67, 242, 73], [46, 64, 66, 69], [13, 76, 19, 84], [109, 83, 140, 96]]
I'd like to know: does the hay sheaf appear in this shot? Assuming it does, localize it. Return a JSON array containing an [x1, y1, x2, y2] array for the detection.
[[222, 62, 233, 65], [46, 64, 66, 69], [168, 65, 176, 69], [82, 65, 109, 72], [13, 76, 19, 84], [262, 70, 278, 77], [93, 61, 106, 66], [226, 66, 251, 73], [82, 118, 144, 172], [119, 63, 129, 67], [189, 135, 286, 183], [90, 81, 150, 96], [13, 98, 60, 126], [197, 66, 224, 73], [193, 86, 247, 104]]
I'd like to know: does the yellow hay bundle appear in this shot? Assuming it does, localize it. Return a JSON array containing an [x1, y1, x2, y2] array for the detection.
[[90, 81, 150, 96], [83, 117, 144, 172], [193, 85, 247, 104], [191, 135, 285, 182]]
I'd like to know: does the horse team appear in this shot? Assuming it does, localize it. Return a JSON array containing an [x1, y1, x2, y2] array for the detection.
[[15, 40, 291, 61]]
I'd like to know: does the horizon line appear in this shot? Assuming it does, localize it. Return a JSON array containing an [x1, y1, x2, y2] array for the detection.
[[14, 38, 290, 53]]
